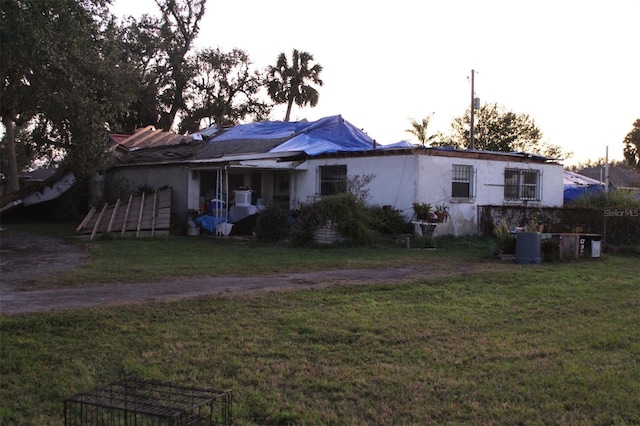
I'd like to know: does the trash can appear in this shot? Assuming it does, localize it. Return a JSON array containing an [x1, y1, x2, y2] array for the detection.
[[515, 232, 541, 264]]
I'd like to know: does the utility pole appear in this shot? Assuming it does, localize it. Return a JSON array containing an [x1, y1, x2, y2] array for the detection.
[[470, 69, 475, 150]]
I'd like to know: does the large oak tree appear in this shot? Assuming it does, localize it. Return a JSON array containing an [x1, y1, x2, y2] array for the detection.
[[441, 102, 567, 158], [179, 48, 271, 133], [115, 0, 206, 133], [1, 0, 132, 190]]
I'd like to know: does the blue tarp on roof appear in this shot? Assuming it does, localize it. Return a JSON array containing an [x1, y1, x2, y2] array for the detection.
[[563, 170, 605, 203], [378, 140, 414, 149], [209, 115, 376, 155], [211, 121, 300, 141]]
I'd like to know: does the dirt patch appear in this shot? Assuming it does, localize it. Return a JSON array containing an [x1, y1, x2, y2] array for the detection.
[[0, 230, 503, 315], [0, 230, 90, 287]]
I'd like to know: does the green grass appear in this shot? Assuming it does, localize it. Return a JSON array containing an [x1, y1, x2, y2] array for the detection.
[[1, 225, 639, 424], [7, 222, 482, 287]]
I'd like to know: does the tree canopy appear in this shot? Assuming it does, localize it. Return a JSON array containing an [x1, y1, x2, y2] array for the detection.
[[115, 0, 206, 133], [0, 0, 284, 190], [1, 0, 133, 190], [0, 0, 332, 190], [442, 102, 567, 159], [622, 119, 640, 170], [179, 48, 271, 133], [267, 49, 323, 122]]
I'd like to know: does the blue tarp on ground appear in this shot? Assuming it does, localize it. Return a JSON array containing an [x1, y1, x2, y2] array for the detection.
[[210, 115, 377, 155], [194, 215, 228, 233]]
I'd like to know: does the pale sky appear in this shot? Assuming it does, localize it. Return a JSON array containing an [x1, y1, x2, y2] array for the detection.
[[112, 0, 639, 166]]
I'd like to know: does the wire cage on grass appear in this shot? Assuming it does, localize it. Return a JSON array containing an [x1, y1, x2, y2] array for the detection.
[[64, 377, 232, 426]]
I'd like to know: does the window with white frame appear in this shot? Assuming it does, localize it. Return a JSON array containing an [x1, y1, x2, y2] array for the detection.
[[452, 164, 475, 199], [319, 165, 347, 196], [504, 168, 541, 201]]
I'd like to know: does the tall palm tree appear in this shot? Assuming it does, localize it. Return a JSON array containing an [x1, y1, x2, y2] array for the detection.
[[406, 113, 436, 146], [267, 49, 323, 122]]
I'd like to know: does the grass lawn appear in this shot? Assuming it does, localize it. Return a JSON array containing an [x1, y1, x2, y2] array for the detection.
[[1, 225, 639, 424]]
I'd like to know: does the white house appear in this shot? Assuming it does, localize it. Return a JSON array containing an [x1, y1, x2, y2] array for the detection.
[[299, 149, 563, 236], [100, 115, 564, 236]]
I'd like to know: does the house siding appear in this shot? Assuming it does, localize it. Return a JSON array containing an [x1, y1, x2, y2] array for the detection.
[[297, 155, 419, 214], [102, 153, 562, 237], [106, 164, 190, 221], [297, 152, 564, 237]]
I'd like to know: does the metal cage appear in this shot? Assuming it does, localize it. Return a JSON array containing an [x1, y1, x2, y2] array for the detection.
[[64, 377, 232, 426]]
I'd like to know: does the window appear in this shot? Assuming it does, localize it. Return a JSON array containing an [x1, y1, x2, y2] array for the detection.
[[319, 165, 347, 196], [504, 168, 541, 201], [452, 165, 475, 199], [272, 171, 290, 211]]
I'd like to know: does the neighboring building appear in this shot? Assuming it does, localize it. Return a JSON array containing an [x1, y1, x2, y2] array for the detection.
[[577, 165, 640, 190], [563, 170, 605, 204], [98, 115, 564, 236]]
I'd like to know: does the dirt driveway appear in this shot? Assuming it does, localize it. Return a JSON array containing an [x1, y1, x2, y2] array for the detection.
[[1, 230, 425, 315]]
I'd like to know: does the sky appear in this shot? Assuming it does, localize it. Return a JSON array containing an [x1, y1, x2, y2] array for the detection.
[[111, 0, 639, 166]]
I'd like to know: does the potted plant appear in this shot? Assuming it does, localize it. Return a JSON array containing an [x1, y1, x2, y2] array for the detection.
[[532, 210, 551, 233], [434, 204, 450, 223], [412, 202, 433, 221], [493, 219, 516, 259]]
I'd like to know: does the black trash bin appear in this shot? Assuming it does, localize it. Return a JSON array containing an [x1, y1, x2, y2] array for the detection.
[[515, 232, 541, 264]]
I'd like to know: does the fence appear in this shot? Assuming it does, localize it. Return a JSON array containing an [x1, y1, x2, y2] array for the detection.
[[478, 205, 639, 246]]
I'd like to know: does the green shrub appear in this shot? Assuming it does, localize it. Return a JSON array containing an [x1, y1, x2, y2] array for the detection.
[[291, 193, 406, 246], [541, 236, 560, 262], [366, 205, 412, 235], [254, 206, 289, 242], [567, 188, 640, 208], [99, 176, 131, 205]]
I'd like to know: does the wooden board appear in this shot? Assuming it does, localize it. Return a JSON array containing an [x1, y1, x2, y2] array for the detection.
[[76, 189, 172, 239]]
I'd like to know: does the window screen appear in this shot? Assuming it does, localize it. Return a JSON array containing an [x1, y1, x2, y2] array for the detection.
[[452, 165, 474, 198], [504, 168, 541, 201], [319, 165, 347, 196]]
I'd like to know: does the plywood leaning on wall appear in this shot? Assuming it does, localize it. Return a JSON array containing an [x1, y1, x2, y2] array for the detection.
[[76, 188, 172, 239]]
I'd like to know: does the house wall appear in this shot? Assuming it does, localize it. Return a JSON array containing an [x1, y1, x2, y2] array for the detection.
[[297, 155, 420, 215], [416, 155, 564, 235], [187, 169, 201, 211], [107, 165, 191, 224], [102, 152, 563, 237], [296, 153, 564, 236]]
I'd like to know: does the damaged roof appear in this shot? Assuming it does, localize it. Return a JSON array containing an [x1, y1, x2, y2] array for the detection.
[[110, 115, 379, 166], [110, 115, 557, 167], [113, 126, 186, 150]]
